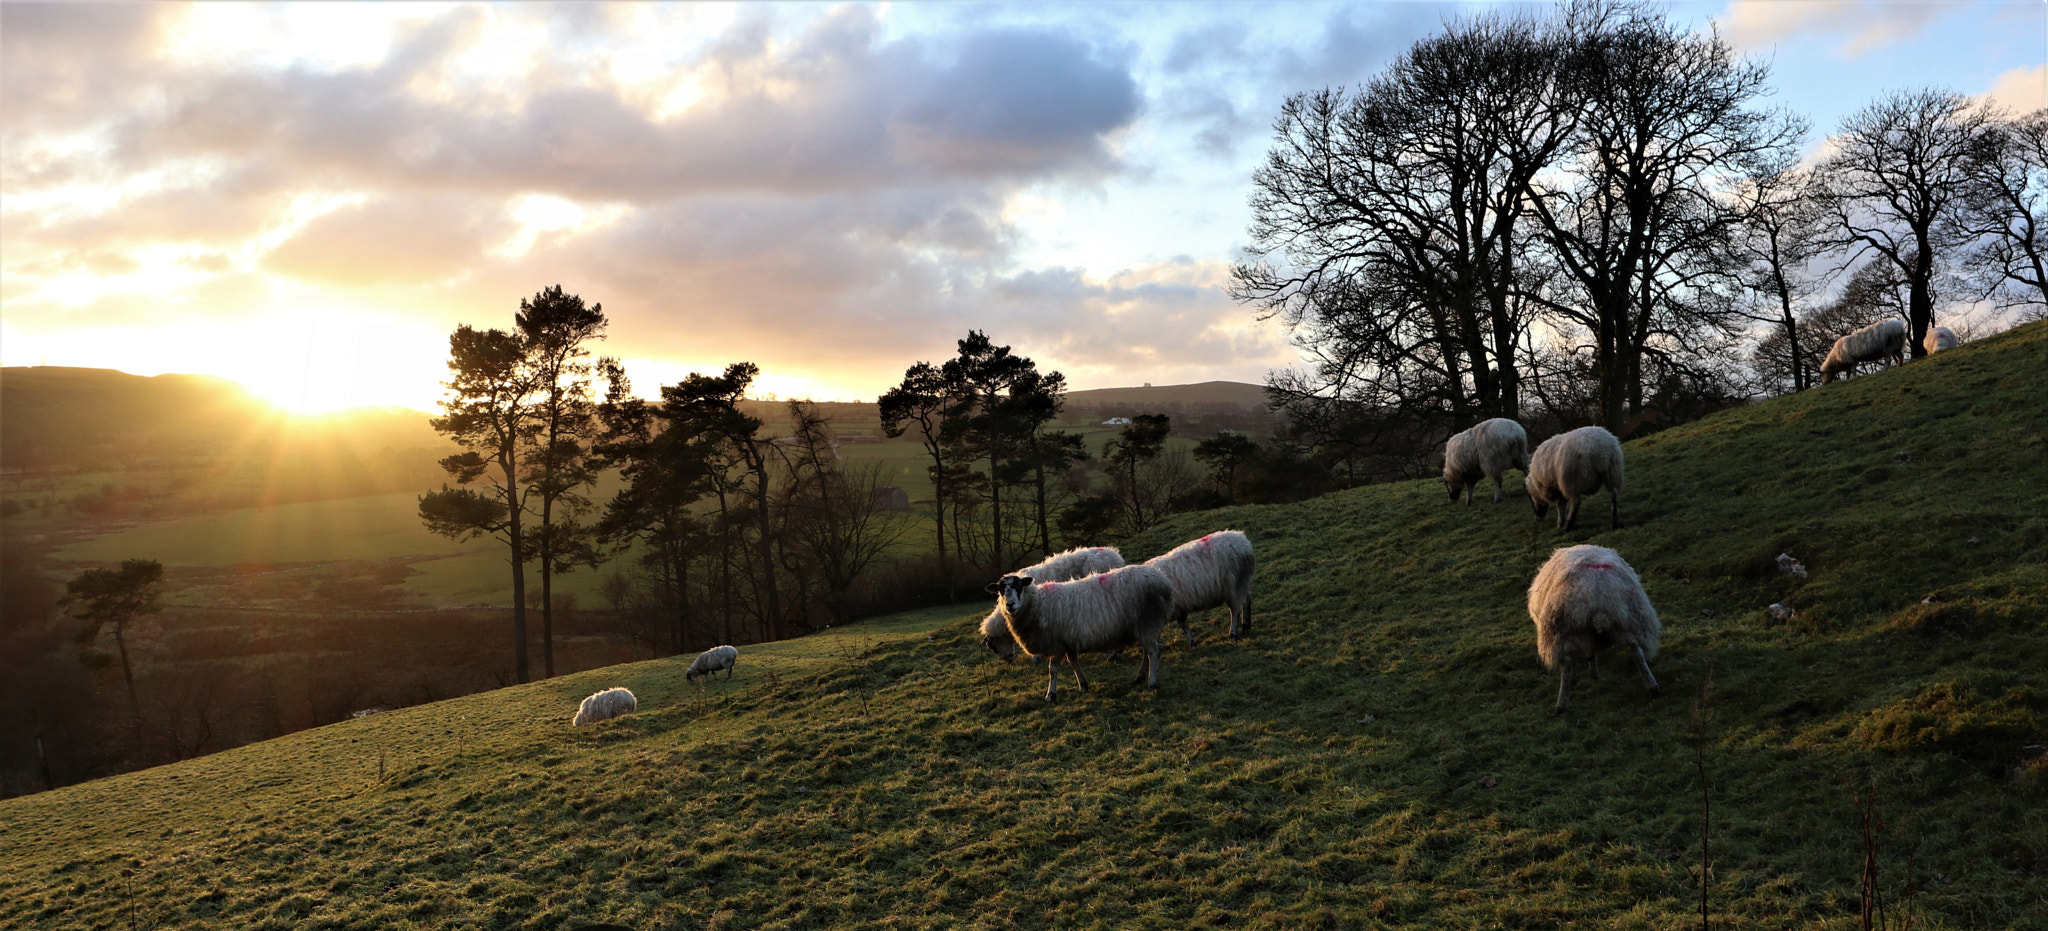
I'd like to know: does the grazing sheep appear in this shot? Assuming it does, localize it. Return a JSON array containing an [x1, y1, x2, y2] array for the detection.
[[988, 563, 1175, 704], [1925, 325, 1960, 354], [1819, 318, 1907, 384], [1144, 530, 1255, 649], [1527, 545, 1661, 712], [685, 645, 738, 684], [571, 687, 637, 727], [1526, 426, 1625, 531], [1443, 418, 1531, 505], [980, 546, 1126, 661]]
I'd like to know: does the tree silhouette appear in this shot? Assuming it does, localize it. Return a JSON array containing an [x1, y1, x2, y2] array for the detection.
[[879, 361, 960, 575], [1103, 413, 1172, 532], [63, 558, 163, 719], [420, 324, 539, 683], [516, 285, 607, 678], [1813, 88, 1995, 357]]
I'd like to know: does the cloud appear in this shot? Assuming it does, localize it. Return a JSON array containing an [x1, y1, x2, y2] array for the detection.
[[1720, 0, 1942, 58], [264, 194, 507, 287], [1981, 63, 2047, 113]]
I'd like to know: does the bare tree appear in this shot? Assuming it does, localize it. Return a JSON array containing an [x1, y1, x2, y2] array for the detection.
[[778, 401, 912, 624], [1730, 165, 1827, 392], [1812, 88, 1997, 357], [1959, 107, 2048, 312], [1233, 12, 1570, 426], [1530, 3, 1805, 432]]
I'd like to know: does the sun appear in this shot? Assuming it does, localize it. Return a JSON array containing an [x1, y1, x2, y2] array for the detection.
[[222, 311, 450, 416]]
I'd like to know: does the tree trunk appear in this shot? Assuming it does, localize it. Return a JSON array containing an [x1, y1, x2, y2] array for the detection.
[[1033, 460, 1052, 558], [750, 447, 781, 641], [113, 624, 140, 721], [503, 454, 530, 684], [539, 500, 555, 679]]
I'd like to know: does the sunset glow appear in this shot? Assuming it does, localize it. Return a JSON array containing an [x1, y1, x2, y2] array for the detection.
[[5, 1, 2043, 409]]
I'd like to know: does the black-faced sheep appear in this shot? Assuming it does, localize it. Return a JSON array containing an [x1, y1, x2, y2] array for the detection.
[[1526, 426, 1625, 531], [980, 546, 1126, 661], [988, 563, 1175, 704], [1443, 418, 1531, 505], [1528, 545, 1661, 712], [1144, 530, 1255, 649], [571, 687, 637, 726], [685, 644, 738, 684], [1819, 318, 1907, 384], [1925, 325, 1960, 354]]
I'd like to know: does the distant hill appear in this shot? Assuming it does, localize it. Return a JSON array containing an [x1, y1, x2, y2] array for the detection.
[[1064, 380, 1270, 410], [8, 325, 2040, 927], [0, 367, 268, 468]]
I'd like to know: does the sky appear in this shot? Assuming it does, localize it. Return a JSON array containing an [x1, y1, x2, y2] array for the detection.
[[3, 1, 2043, 414]]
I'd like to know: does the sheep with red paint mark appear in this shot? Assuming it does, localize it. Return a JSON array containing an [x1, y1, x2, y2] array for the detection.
[[1527, 545, 1661, 712], [988, 563, 1175, 704], [1144, 530, 1256, 648], [980, 546, 1126, 662], [1925, 325, 1960, 354], [571, 687, 637, 726]]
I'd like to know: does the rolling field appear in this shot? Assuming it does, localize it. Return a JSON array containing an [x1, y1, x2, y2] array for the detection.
[[3, 323, 2043, 929]]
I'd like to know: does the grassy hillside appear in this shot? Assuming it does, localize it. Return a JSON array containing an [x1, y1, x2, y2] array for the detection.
[[1066, 379, 1270, 409], [3, 325, 2044, 929]]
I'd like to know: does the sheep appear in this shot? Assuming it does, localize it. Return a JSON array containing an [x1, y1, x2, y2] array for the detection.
[[1526, 426, 1625, 531], [571, 687, 637, 727], [685, 644, 738, 684], [987, 563, 1176, 704], [1819, 318, 1907, 384], [1144, 530, 1255, 649], [980, 546, 1126, 661], [1442, 418, 1531, 505], [1924, 325, 1960, 354], [1527, 545, 1661, 712]]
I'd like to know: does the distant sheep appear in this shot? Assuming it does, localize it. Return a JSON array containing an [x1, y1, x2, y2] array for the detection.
[[1526, 426, 1625, 531], [1924, 325, 1960, 354], [980, 546, 1126, 661], [1443, 418, 1531, 505], [1144, 530, 1255, 649], [571, 687, 637, 727], [1819, 318, 1907, 384], [685, 645, 738, 684], [1527, 545, 1661, 712], [988, 563, 1175, 704]]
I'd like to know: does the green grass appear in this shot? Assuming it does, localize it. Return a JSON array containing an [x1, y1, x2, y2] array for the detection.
[[4, 325, 2045, 929]]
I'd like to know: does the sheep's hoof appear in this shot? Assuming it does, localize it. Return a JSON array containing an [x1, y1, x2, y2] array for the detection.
[[1647, 686, 1662, 699], [1043, 693, 1058, 705]]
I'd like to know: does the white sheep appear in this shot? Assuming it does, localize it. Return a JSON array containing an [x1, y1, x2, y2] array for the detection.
[[1819, 318, 1907, 384], [980, 546, 1126, 661], [1442, 418, 1531, 505], [1144, 530, 1255, 649], [988, 563, 1176, 704], [1527, 545, 1661, 712], [685, 644, 738, 684], [1924, 325, 1959, 354], [571, 687, 637, 727], [1526, 426, 1625, 531]]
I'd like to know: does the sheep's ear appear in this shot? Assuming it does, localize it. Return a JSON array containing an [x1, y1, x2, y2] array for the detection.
[[1017, 575, 1033, 587], [984, 581, 1002, 594]]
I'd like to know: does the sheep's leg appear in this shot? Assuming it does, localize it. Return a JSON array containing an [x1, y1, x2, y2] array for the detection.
[[1179, 610, 1195, 651], [1140, 635, 1162, 689], [1610, 488, 1622, 530], [1491, 474, 1504, 504], [1589, 653, 1600, 681], [1068, 651, 1090, 693], [1044, 659, 1060, 704], [1131, 649, 1151, 685], [725, 665, 734, 680], [1561, 497, 1577, 530], [1555, 657, 1575, 713], [1634, 643, 1660, 697]]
